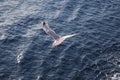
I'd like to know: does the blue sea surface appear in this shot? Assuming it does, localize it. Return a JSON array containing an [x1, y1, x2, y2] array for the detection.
[[0, 0, 120, 80]]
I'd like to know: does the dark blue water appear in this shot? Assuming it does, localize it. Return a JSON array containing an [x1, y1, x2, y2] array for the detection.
[[0, 0, 120, 80]]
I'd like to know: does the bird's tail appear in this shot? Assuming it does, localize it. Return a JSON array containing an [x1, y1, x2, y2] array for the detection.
[[52, 34, 77, 48]]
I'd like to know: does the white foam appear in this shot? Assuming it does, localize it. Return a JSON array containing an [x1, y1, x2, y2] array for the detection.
[[111, 73, 120, 80], [53, 10, 61, 19], [0, 0, 43, 26], [0, 34, 6, 40], [18, 76, 23, 80], [47, 0, 69, 19], [0, 0, 20, 26], [67, 5, 80, 22], [36, 75, 40, 80], [17, 51, 24, 63], [0, 30, 7, 40], [22, 29, 37, 38], [22, 23, 42, 38], [16, 44, 30, 63]]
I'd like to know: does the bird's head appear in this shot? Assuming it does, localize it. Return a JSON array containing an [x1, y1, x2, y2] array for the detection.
[[43, 22, 46, 25]]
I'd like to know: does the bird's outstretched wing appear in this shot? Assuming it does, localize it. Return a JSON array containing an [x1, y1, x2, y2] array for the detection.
[[42, 22, 59, 40], [52, 34, 77, 48]]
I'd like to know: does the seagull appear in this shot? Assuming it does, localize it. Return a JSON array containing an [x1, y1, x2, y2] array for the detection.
[[41, 22, 77, 48]]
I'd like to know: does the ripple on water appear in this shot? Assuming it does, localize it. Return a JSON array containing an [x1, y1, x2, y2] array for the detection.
[[0, 0, 120, 80]]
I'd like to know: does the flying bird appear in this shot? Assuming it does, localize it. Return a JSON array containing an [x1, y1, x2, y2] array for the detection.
[[41, 22, 77, 48]]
